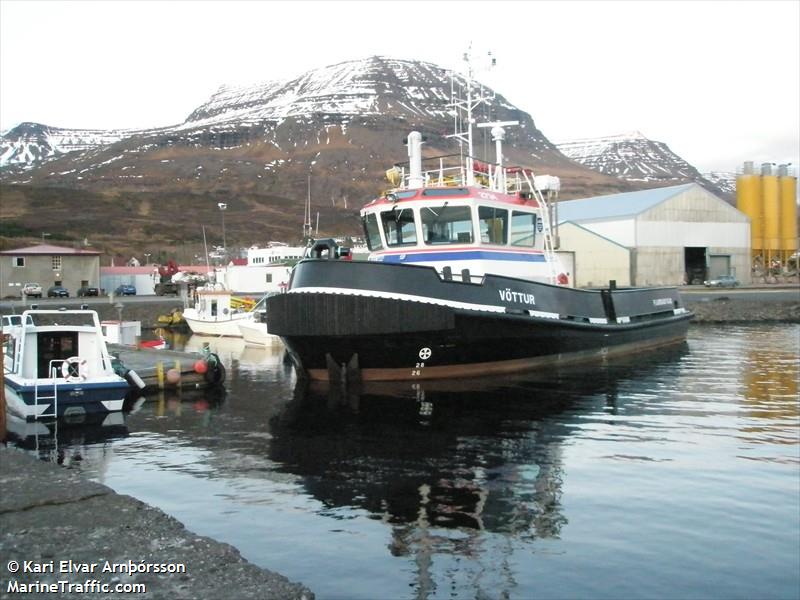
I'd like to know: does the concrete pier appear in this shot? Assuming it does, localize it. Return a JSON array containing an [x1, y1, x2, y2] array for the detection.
[[0, 448, 313, 599]]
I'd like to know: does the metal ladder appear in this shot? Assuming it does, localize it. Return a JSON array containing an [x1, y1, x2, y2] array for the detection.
[[519, 169, 560, 285], [33, 361, 60, 419]]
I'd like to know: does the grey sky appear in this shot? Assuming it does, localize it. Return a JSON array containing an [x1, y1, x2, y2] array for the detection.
[[1, 0, 798, 173]]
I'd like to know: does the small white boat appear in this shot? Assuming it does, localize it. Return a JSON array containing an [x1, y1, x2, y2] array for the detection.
[[2, 309, 142, 421], [238, 319, 279, 346], [182, 285, 256, 337]]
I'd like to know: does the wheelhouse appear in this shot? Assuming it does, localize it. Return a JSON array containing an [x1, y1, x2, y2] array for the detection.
[[363, 190, 543, 249]]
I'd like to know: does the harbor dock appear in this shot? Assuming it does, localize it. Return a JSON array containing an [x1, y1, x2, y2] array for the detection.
[[109, 345, 226, 393], [0, 447, 313, 599]]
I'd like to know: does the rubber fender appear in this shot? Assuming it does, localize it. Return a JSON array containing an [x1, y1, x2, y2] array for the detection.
[[203, 353, 227, 385], [125, 368, 147, 390]]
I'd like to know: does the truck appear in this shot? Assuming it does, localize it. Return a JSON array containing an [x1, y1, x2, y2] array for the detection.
[[154, 261, 181, 296]]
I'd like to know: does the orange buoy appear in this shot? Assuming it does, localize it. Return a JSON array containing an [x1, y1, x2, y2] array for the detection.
[[193, 360, 208, 374], [166, 368, 181, 384]]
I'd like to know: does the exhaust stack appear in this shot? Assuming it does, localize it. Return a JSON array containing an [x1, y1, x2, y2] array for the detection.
[[407, 131, 424, 189]]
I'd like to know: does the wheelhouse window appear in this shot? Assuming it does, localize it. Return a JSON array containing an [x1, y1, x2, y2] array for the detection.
[[510, 211, 537, 247], [421, 204, 474, 245], [380, 207, 417, 246], [478, 206, 508, 244], [362, 213, 384, 251], [421, 188, 469, 197]]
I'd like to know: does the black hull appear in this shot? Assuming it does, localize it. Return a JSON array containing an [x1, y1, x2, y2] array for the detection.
[[266, 260, 693, 381]]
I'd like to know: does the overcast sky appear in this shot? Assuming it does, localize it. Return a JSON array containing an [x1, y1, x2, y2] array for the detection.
[[1, 0, 798, 173]]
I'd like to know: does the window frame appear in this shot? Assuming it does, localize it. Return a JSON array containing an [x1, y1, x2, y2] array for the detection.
[[362, 212, 384, 251], [510, 210, 538, 247], [380, 207, 418, 247], [478, 205, 509, 246], [420, 203, 475, 246]]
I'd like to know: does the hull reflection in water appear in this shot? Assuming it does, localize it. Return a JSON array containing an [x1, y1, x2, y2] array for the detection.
[[269, 344, 689, 544], [4, 411, 129, 465]]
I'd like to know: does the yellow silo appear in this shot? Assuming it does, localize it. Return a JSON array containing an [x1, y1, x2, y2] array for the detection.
[[761, 163, 781, 263], [736, 161, 762, 256], [778, 165, 798, 262]]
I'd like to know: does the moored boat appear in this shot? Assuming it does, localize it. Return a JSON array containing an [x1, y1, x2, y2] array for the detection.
[[236, 295, 280, 346], [2, 309, 143, 420], [182, 285, 256, 337], [265, 56, 693, 383]]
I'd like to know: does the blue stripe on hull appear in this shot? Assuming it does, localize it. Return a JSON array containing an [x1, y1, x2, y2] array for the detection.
[[4, 379, 129, 420], [376, 250, 546, 263]]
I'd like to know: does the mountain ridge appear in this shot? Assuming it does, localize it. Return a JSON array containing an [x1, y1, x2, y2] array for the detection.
[[0, 56, 723, 259]]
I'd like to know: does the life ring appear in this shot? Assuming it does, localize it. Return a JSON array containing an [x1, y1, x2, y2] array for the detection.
[[62, 356, 89, 382]]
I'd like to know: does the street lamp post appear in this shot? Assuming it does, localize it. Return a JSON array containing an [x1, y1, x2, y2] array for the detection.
[[41, 233, 50, 243], [218, 203, 228, 253], [144, 253, 151, 265]]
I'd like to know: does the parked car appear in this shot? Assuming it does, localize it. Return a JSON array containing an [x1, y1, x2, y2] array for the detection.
[[21, 282, 42, 298], [114, 284, 137, 296], [704, 275, 740, 288], [77, 286, 100, 297], [47, 285, 70, 298]]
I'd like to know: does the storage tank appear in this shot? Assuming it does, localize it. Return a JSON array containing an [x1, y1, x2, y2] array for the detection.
[[761, 163, 781, 261], [736, 161, 762, 255], [778, 164, 798, 261]]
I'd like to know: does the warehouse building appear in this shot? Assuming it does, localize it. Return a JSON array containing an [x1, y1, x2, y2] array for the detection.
[[555, 183, 751, 288], [0, 244, 101, 298]]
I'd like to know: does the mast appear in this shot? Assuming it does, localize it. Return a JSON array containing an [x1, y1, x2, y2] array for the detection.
[[447, 46, 495, 187], [303, 175, 313, 239]]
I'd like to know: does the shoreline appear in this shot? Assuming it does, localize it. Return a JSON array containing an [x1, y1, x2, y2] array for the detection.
[[2, 287, 798, 326], [0, 447, 313, 600]]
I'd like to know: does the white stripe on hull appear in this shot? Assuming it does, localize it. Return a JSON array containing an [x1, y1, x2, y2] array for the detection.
[[288, 286, 506, 313]]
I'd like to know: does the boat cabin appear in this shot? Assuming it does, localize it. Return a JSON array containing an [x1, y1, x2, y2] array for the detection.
[[4, 310, 115, 381], [360, 156, 564, 284]]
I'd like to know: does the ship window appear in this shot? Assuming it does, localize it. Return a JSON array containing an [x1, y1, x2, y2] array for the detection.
[[510, 211, 537, 247], [421, 204, 473, 245], [478, 206, 508, 244], [362, 213, 384, 251], [421, 188, 468, 196], [381, 207, 417, 246]]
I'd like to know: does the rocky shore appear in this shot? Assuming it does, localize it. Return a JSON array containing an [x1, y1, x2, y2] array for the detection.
[[0, 448, 313, 600], [681, 289, 800, 323]]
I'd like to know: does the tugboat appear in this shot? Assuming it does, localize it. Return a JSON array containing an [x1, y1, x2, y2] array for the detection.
[[266, 61, 693, 383]]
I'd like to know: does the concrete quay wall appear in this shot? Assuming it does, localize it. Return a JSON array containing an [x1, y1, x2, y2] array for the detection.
[[0, 448, 313, 600]]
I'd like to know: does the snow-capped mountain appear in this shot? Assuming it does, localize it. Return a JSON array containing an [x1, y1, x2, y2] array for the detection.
[[184, 58, 460, 128], [0, 122, 132, 169], [556, 131, 732, 201], [0, 56, 641, 255], [701, 171, 736, 195], [556, 131, 701, 182]]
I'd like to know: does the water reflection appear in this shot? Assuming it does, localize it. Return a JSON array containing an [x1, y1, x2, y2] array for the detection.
[[5, 327, 798, 600], [4, 411, 128, 467], [268, 345, 689, 544]]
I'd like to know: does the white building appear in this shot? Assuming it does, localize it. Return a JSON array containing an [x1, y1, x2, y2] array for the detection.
[[555, 183, 751, 287], [247, 243, 306, 265]]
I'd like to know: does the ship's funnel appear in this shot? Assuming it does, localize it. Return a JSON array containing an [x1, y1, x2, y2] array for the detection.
[[407, 131, 424, 189]]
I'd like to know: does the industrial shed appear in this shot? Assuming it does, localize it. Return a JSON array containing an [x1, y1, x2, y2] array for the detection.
[[555, 183, 751, 287]]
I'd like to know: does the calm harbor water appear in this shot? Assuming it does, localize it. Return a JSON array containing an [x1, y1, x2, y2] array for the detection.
[[7, 324, 800, 600]]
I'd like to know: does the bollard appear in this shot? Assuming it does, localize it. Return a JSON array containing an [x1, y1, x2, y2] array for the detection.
[[156, 361, 165, 390]]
